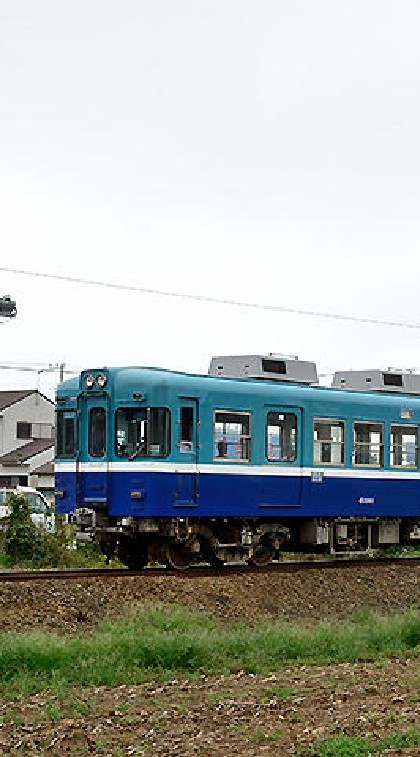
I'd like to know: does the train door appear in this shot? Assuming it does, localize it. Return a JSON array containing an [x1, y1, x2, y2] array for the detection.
[[259, 405, 303, 509], [78, 395, 109, 506], [174, 398, 199, 507], [55, 406, 78, 514]]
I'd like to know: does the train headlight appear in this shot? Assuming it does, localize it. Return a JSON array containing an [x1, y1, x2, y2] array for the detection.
[[84, 374, 95, 389], [96, 373, 107, 388]]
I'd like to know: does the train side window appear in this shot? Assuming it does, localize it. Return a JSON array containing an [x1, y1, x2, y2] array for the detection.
[[391, 425, 418, 468], [115, 407, 170, 458], [180, 407, 194, 452], [214, 411, 251, 461], [89, 407, 106, 458], [313, 419, 345, 465], [56, 410, 77, 458], [266, 412, 297, 462], [353, 421, 383, 467]]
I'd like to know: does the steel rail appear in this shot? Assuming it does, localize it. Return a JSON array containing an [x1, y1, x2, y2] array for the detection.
[[0, 556, 419, 582]]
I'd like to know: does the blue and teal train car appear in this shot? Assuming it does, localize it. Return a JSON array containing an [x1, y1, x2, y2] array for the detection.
[[55, 356, 420, 568]]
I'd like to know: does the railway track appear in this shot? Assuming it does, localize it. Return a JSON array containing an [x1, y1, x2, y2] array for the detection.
[[1, 555, 419, 582]]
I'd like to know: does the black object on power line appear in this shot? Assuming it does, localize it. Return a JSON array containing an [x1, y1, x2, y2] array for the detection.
[[0, 296, 17, 318]]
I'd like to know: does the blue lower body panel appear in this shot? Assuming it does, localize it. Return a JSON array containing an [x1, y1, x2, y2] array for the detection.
[[54, 470, 420, 519]]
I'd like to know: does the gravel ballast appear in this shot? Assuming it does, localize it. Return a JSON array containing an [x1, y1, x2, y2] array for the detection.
[[0, 561, 418, 634]]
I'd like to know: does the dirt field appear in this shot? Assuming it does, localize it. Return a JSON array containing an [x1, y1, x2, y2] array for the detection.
[[0, 563, 419, 755], [1, 658, 420, 756]]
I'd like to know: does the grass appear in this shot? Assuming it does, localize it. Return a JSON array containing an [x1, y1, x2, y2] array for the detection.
[[0, 604, 419, 697], [305, 728, 420, 756]]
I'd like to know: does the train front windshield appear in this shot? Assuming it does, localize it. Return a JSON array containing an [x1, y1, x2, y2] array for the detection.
[[115, 407, 170, 458]]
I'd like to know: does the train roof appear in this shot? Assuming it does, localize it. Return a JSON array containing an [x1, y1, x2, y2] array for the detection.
[[55, 375, 79, 401], [58, 365, 420, 412]]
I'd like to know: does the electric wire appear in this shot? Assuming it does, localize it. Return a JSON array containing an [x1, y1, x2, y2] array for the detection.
[[0, 361, 78, 375], [0, 266, 418, 331]]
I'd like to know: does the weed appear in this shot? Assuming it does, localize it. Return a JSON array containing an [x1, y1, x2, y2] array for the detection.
[[259, 685, 302, 701], [305, 728, 420, 756], [95, 739, 108, 750], [44, 702, 64, 721], [255, 727, 282, 741]]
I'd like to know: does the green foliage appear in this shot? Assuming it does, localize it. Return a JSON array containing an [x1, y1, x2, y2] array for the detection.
[[0, 503, 118, 568], [61, 540, 122, 569], [0, 606, 419, 696], [305, 728, 420, 756], [255, 727, 282, 741], [4, 493, 43, 563], [379, 543, 420, 558], [2, 499, 78, 568]]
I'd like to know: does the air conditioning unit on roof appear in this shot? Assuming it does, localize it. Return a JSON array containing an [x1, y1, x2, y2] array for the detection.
[[208, 354, 318, 385], [332, 369, 420, 394]]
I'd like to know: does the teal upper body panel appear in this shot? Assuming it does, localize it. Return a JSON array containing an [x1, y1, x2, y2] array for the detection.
[[71, 365, 420, 417], [56, 366, 420, 468]]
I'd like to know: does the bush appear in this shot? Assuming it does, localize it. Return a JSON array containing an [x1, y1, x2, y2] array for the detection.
[[3, 496, 75, 568], [0, 495, 124, 569], [4, 493, 43, 563]]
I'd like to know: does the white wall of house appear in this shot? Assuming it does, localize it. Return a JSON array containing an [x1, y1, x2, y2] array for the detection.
[[0, 392, 55, 492], [0, 393, 54, 456]]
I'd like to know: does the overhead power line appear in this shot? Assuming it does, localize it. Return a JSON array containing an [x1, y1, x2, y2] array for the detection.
[[0, 361, 78, 377], [0, 364, 76, 374], [0, 265, 419, 331]]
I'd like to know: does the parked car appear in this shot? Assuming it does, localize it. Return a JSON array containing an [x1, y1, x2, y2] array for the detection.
[[0, 487, 55, 533]]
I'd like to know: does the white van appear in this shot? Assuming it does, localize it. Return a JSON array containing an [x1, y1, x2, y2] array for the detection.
[[0, 487, 55, 533]]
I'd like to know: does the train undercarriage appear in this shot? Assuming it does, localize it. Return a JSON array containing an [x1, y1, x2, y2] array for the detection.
[[72, 509, 420, 569]]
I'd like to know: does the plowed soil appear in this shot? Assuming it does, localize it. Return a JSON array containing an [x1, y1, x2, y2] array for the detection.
[[1, 659, 420, 756], [0, 561, 419, 756]]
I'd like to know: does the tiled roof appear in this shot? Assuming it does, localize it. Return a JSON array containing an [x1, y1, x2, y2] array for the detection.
[[0, 390, 34, 411], [31, 461, 54, 476], [0, 439, 54, 466]]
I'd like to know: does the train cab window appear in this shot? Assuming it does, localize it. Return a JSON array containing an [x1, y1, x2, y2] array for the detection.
[[353, 422, 383, 467], [313, 419, 345, 465], [214, 411, 251, 461], [115, 407, 170, 458], [89, 407, 106, 458], [266, 412, 297, 462], [180, 407, 194, 452], [391, 425, 418, 468], [56, 410, 77, 458]]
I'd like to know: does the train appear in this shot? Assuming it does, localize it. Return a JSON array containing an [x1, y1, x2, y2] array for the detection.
[[54, 354, 420, 569]]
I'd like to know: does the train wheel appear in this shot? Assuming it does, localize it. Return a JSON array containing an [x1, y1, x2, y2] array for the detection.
[[165, 543, 193, 570], [117, 539, 148, 570], [248, 545, 274, 567], [208, 553, 225, 567], [199, 538, 224, 567], [99, 540, 116, 563]]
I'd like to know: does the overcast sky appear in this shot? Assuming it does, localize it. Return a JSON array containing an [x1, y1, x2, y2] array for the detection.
[[1, 1, 420, 397]]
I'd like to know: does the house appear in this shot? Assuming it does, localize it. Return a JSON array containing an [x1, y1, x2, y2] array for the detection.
[[0, 390, 55, 502]]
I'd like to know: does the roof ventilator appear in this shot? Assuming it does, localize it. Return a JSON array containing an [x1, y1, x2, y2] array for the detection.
[[208, 354, 318, 385], [332, 369, 420, 394]]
